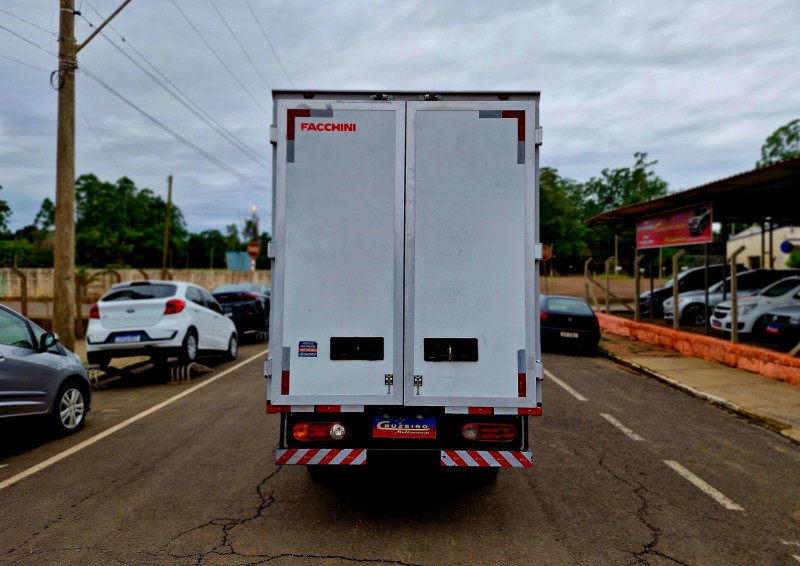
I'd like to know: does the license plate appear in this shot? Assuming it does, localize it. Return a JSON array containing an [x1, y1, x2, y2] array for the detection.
[[114, 334, 141, 344], [373, 415, 436, 439], [765, 324, 780, 334], [560, 331, 579, 338], [711, 320, 721, 328]]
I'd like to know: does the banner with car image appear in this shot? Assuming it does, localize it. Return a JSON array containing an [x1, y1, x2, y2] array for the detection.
[[636, 202, 713, 249]]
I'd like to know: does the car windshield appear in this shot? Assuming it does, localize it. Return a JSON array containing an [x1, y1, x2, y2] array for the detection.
[[213, 284, 257, 293], [103, 283, 177, 301], [759, 278, 800, 298], [546, 298, 594, 315]]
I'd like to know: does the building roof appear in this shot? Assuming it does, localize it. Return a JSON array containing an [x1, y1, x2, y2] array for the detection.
[[585, 156, 800, 227]]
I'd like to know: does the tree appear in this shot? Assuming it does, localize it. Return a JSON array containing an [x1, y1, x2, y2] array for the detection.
[[757, 119, 800, 168], [34, 198, 56, 231], [539, 167, 589, 273], [579, 153, 669, 271], [0, 185, 11, 235], [75, 174, 187, 268]]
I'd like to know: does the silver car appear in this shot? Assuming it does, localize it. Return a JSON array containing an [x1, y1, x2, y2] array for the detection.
[[0, 304, 91, 435]]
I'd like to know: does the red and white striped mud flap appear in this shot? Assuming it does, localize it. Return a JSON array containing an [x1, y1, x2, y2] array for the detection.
[[440, 450, 533, 468], [276, 448, 367, 466]]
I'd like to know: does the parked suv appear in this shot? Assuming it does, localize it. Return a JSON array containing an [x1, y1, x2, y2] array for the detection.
[[86, 280, 238, 366], [710, 276, 800, 335], [663, 269, 800, 326], [639, 263, 746, 318]]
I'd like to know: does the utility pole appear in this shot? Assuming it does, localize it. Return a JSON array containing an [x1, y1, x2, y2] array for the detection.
[[53, 0, 133, 350], [161, 175, 172, 279]]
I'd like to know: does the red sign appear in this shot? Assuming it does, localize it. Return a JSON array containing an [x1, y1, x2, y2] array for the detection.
[[246, 241, 261, 258], [636, 202, 713, 250]]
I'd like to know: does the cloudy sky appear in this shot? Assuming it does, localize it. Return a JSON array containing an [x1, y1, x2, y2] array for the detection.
[[1, 0, 798, 235]]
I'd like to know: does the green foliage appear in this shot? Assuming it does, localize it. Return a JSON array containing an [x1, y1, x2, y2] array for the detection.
[[757, 119, 800, 168], [539, 167, 589, 272], [75, 174, 188, 268], [579, 153, 669, 272], [788, 248, 800, 268], [0, 185, 11, 235]]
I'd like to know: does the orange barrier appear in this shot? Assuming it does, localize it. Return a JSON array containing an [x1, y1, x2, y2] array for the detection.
[[597, 313, 800, 386]]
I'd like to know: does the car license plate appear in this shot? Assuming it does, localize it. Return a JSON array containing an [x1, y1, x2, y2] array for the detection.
[[114, 333, 141, 344], [373, 415, 436, 439], [711, 320, 721, 328], [765, 324, 780, 334], [560, 331, 579, 338]]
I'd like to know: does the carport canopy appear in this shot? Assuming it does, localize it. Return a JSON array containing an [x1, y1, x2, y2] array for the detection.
[[584, 156, 800, 228]]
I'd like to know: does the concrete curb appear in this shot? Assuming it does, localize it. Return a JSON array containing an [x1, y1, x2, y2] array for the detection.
[[598, 345, 800, 444]]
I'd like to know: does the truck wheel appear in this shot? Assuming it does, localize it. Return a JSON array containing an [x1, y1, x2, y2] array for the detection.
[[52, 380, 88, 435], [180, 330, 198, 364]]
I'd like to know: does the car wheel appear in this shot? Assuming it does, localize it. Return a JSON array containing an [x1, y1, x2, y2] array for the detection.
[[52, 381, 87, 435], [225, 333, 238, 361], [180, 330, 198, 364], [682, 304, 706, 326], [87, 352, 109, 368]]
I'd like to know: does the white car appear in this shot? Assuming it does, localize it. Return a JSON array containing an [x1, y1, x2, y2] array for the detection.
[[86, 280, 238, 366], [710, 276, 800, 335], [663, 269, 800, 325]]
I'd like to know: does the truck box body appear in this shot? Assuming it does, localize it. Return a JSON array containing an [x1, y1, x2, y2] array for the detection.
[[266, 91, 542, 469]]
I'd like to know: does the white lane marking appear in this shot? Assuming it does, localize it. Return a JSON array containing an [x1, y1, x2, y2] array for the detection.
[[664, 460, 744, 511], [0, 464, 8, 470], [0, 351, 266, 491], [600, 413, 645, 441], [544, 369, 587, 402], [783, 541, 800, 548]]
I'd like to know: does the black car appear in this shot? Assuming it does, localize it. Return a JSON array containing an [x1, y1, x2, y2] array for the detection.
[[211, 283, 270, 337], [540, 295, 600, 354], [639, 263, 746, 318], [759, 304, 800, 348]]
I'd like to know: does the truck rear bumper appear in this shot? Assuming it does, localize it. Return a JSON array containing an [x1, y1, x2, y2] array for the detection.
[[276, 448, 532, 468]]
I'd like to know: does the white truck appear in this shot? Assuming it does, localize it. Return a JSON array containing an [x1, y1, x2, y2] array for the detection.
[[265, 90, 542, 476]]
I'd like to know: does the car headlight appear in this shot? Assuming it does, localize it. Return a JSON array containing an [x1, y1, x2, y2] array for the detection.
[[737, 305, 753, 316], [790, 314, 800, 324]]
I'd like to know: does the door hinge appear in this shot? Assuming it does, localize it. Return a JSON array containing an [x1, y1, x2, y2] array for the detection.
[[414, 374, 423, 395], [385, 373, 393, 394], [270, 125, 278, 145], [534, 126, 543, 146], [533, 243, 543, 261]]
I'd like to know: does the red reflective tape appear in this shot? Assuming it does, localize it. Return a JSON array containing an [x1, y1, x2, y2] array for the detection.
[[502, 110, 525, 141], [316, 405, 341, 413], [468, 407, 493, 415], [266, 402, 290, 414], [276, 449, 298, 464], [444, 450, 469, 467], [518, 407, 542, 416], [490, 451, 512, 467], [296, 450, 318, 465], [469, 451, 491, 467], [510, 452, 533, 468], [340, 449, 364, 465], [518, 372, 527, 397], [281, 371, 290, 395], [287, 108, 311, 140]]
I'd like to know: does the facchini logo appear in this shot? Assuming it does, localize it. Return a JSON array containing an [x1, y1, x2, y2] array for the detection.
[[299, 122, 357, 132]]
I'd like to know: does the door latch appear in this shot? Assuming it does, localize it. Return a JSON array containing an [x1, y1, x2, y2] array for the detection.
[[414, 374, 423, 395], [385, 373, 393, 394]]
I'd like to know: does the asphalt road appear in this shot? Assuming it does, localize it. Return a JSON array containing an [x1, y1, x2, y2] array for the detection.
[[1, 345, 799, 565]]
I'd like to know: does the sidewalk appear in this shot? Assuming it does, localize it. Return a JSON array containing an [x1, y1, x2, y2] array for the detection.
[[599, 330, 800, 443]]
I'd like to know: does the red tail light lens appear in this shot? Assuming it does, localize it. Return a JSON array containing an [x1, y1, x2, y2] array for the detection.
[[462, 423, 517, 442], [242, 293, 259, 300], [89, 304, 99, 319], [164, 298, 186, 315], [540, 312, 548, 322], [292, 422, 346, 442]]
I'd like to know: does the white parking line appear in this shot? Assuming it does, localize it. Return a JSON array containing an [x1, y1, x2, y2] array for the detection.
[[792, 555, 800, 563], [544, 369, 588, 402], [664, 460, 744, 511], [600, 413, 645, 441], [0, 350, 267, 492]]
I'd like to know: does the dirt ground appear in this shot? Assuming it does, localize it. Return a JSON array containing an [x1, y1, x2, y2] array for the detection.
[[540, 274, 667, 302]]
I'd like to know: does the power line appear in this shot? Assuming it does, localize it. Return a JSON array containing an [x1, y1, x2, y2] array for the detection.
[[0, 24, 58, 57], [77, 104, 124, 176], [0, 52, 49, 72], [245, 0, 294, 87], [80, 65, 266, 191], [171, 0, 269, 116], [0, 8, 54, 35], [209, 0, 271, 91], [79, 5, 268, 168]]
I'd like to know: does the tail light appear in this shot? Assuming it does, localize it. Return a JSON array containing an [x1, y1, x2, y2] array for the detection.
[[462, 423, 517, 442], [293, 422, 346, 442], [540, 312, 548, 322], [164, 298, 186, 315], [241, 293, 259, 300], [89, 304, 99, 319]]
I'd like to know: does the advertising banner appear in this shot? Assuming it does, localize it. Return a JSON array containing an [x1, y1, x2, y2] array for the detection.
[[636, 202, 713, 250]]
